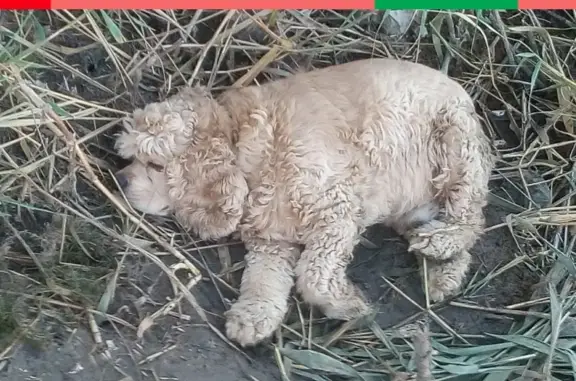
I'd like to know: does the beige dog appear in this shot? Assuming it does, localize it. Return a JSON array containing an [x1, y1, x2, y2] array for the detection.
[[114, 58, 493, 347]]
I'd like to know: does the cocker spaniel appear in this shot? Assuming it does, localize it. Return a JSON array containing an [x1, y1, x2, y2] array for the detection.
[[114, 58, 494, 347]]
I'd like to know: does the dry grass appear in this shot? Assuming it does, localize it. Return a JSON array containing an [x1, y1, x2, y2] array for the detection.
[[0, 9, 576, 381]]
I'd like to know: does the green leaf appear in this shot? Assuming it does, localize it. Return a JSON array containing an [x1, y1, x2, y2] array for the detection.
[[488, 334, 570, 362], [436, 363, 480, 375], [563, 349, 576, 381], [32, 17, 46, 42], [280, 349, 367, 380], [49, 102, 71, 118], [96, 256, 124, 324], [291, 369, 330, 381], [428, 13, 446, 64], [515, 52, 539, 59], [99, 11, 126, 44], [529, 59, 542, 95], [555, 254, 576, 277], [433, 341, 514, 356], [482, 369, 516, 381]]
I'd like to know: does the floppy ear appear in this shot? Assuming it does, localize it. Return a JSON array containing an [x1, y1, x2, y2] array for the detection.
[[114, 119, 139, 159], [114, 94, 200, 161], [168, 132, 248, 241]]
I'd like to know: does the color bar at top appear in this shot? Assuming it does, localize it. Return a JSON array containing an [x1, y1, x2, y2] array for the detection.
[[47, 0, 372, 8], [1, 0, 51, 9], [374, 0, 575, 8], [518, 0, 576, 8], [375, 0, 516, 7], [2, 1, 575, 12]]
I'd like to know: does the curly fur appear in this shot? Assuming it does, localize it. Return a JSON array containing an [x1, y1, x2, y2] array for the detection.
[[114, 58, 494, 347]]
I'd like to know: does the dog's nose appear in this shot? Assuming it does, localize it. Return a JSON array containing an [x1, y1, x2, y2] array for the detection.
[[115, 172, 129, 189]]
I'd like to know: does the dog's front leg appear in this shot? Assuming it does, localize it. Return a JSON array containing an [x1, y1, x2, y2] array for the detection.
[[295, 218, 372, 321], [225, 240, 299, 347]]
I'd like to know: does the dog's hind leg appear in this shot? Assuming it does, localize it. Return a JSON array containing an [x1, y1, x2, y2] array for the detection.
[[405, 105, 493, 262], [225, 240, 300, 347], [419, 250, 472, 302], [391, 203, 471, 302], [403, 105, 493, 301]]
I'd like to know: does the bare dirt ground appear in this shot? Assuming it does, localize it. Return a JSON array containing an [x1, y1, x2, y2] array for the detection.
[[1, 9, 575, 381], [1, 200, 535, 381]]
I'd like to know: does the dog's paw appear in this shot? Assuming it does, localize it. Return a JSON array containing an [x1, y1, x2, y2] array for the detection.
[[225, 299, 286, 347], [407, 220, 465, 260], [321, 291, 372, 321], [423, 252, 470, 302], [426, 267, 462, 302]]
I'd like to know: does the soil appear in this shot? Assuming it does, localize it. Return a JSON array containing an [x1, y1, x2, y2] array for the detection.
[[0, 200, 537, 381]]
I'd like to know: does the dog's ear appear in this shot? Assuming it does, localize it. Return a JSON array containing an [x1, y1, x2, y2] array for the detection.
[[168, 132, 248, 241], [114, 118, 140, 159], [114, 92, 202, 161]]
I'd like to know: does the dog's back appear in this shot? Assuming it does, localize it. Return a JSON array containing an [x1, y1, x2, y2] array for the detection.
[[220, 58, 490, 239]]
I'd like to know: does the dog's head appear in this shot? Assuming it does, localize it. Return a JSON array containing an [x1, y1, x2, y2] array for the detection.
[[114, 87, 210, 216], [114, 87, 248, 240]]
